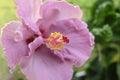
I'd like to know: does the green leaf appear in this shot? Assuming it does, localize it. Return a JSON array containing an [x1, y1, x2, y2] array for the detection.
[[92, 24, 113, 42], [117, 61, 120, 80]]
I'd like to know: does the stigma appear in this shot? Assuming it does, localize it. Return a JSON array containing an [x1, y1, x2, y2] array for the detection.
[[45, 32, 69, 50]]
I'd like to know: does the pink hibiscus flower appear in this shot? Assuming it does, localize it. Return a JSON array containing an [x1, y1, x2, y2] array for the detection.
[[1, 0, 94, 80]]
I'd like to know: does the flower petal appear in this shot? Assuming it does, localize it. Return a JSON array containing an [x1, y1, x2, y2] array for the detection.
[[47, 19, 94, 67], [40, 1, 82, 20], [63, 31, 94, 67], [45, 0, 66, 1], [15, 0, 41, 32], [37, 1, 82, 31], [28, 36, 43, 56], [20, 45, 73, 80], [1, 21, 31, 72]]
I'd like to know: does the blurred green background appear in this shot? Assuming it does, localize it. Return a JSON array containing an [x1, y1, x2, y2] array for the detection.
[[0, 0, 120, 80]]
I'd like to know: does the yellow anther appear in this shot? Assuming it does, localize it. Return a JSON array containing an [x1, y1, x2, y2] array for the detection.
[[46, 32, 69, 50]]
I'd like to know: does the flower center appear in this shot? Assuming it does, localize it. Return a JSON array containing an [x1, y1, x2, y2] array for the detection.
[[45, 32, 69, 50]]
